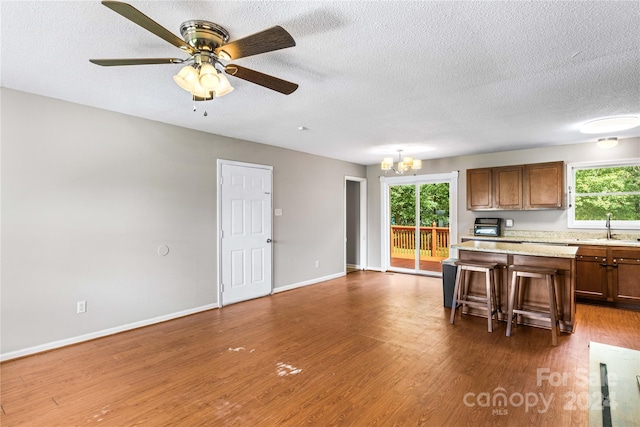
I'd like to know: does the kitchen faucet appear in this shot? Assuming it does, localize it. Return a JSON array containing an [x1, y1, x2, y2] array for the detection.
[[605, 213, 612, 239]]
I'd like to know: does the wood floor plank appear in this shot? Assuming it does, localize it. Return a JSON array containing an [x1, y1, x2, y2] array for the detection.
[[1, 271, 639, 426]]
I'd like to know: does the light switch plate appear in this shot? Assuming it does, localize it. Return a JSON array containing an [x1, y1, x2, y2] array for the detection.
[[275, 208, 283, 216]]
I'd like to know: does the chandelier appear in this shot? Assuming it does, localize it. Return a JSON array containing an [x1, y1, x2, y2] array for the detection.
[[381, 150, 422, 174], [173, 52, 234, 101]]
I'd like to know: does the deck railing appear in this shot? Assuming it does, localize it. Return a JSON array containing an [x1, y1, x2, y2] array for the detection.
[[390, 225, 450, 260]]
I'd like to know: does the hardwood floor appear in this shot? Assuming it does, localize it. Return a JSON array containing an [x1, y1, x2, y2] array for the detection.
[[2, 271, 639, 426]]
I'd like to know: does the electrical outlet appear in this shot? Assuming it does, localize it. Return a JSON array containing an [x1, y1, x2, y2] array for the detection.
[[505, 219, 514, 227], [76, 300, 87, 314], [315, 261, 320, 268]]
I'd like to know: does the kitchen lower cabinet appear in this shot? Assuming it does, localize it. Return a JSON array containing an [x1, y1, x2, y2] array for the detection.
[[612, 248, 640, 305], [576, 246, 608, 300], [575, 245, 640, 309]]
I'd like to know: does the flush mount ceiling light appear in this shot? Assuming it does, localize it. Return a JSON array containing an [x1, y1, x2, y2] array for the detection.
[[381, 150, 422, 174], [597, 137, 619, 149], [580, 116, 640, 134]]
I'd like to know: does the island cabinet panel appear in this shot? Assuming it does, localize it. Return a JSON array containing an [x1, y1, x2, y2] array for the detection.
[[576, 246, 608, 300], [457, 250, 575, 332], [510, 254, 575, 333], [612, 248, 640, 304], [494, 166, 523, 209]]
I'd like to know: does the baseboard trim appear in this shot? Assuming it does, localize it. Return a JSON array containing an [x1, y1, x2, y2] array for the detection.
[[0, 303, 219, 362], [273, 272, 346, 294]]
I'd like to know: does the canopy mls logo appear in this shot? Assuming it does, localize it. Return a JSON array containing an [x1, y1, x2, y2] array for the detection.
[[462, 367, 619, 416], [463, 387, 553, 415]]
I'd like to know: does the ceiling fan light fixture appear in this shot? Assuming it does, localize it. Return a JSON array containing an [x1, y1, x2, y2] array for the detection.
[[198, 63, 220, 90], [215, 73, 234, 97], [217, 50, 231, 61], [580, 116, 640, 134], [190, 80, 214, 100], [173, 65, 199, 92]]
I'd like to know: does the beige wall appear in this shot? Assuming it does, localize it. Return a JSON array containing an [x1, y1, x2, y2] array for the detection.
[[1, 88, 365, 357]]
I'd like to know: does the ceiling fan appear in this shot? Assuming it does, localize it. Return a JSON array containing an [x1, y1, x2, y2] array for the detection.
[[90, 1, 298, 101]]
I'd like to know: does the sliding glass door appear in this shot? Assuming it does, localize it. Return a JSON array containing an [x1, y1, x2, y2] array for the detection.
[[389, 184, 417, 270], [382, 172, 458, 276]]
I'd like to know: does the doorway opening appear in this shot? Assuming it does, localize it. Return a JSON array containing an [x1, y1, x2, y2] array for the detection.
[[345, 176, 367, 273]]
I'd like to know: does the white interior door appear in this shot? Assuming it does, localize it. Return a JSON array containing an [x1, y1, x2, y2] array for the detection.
[[219, 161, 272, 306]]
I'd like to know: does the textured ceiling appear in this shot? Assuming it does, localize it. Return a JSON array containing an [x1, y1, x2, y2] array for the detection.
[[2, 1, 639, 165]]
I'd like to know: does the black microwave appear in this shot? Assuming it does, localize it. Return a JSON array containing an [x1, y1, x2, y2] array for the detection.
[[474, 218, 501, 237]]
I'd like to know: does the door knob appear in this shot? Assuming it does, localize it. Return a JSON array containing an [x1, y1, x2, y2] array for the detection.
[[267, 239, 272, 243]]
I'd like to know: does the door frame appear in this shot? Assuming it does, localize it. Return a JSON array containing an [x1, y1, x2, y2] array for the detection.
[[380, 171, 458, 276], [217, 159, 273, 307], [344, 176, 367, 272]]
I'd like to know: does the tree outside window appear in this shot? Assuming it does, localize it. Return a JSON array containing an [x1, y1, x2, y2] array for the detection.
[[570, 162, 640, 228]]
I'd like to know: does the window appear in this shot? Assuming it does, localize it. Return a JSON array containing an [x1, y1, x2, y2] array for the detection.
[[568, 160, 640, 229]]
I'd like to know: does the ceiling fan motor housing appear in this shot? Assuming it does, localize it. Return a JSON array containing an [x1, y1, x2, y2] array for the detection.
[[180, 20, 230, 53]]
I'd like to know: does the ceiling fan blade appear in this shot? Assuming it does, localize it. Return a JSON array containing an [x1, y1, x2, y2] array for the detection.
[[101, 1, 196, 55], [225, 64, 298, 95], [90, 58, 184, 66], [216, 26, 295, 60]]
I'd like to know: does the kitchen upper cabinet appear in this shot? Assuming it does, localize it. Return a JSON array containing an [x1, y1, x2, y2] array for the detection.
[[494, 166, 523, 209], [466, 161, 564, 211], [467, 168, 493, 210], [524, 162, 564, 209]]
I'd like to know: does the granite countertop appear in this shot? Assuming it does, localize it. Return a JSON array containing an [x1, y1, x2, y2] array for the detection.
[[462, 231, 640, 248], [452, 240, 579, 258]]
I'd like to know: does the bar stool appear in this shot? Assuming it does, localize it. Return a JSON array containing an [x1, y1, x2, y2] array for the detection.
[[449, 261, 500, 332], [506, 265, 560, 346]]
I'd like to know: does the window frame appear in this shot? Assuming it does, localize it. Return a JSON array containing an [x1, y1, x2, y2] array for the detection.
[[567, 158, 640, 229]]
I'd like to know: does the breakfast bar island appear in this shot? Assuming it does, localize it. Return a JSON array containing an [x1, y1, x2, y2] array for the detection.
[[451, 240, 578, 333]]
